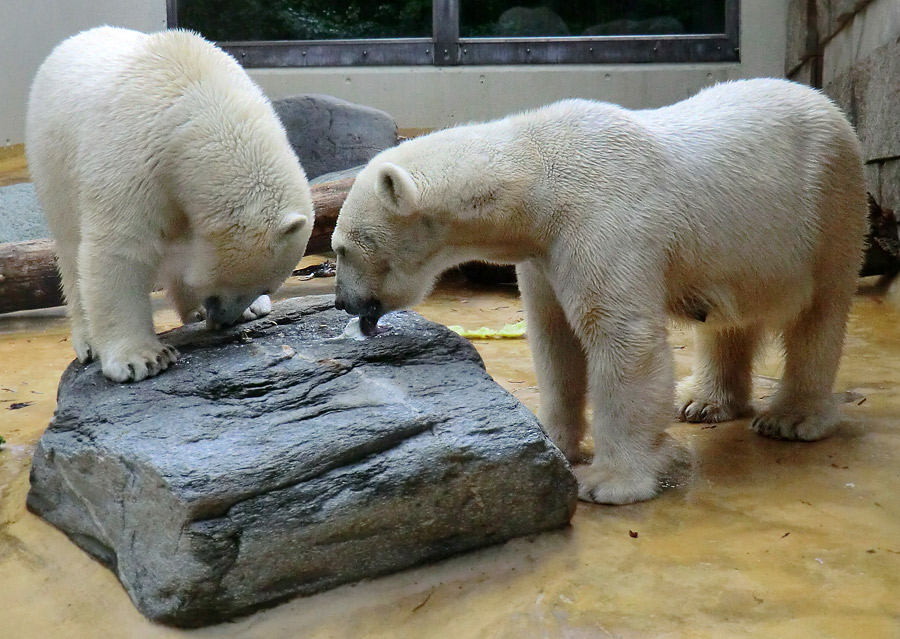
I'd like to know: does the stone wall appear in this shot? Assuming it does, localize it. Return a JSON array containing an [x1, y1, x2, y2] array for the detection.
[[786, 0, 900, 210]]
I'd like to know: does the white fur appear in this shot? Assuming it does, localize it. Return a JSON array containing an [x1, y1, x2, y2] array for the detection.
[[26, 27, 314, 382], [333, 79, 867, 504]]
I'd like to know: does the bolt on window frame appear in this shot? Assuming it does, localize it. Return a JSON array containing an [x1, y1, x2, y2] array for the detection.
[[166, 0, 740, 67]]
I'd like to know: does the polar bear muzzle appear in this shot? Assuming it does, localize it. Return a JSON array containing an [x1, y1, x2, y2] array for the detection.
[[334, 291, 384, 336]]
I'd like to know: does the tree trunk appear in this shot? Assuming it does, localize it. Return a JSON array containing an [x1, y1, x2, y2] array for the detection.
[[0, 178, 353, 315], [0, 239, 61, 314], [305, 177, 353, 254]]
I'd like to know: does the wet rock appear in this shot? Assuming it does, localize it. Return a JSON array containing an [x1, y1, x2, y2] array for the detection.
[[27, 295, 576, 628], [273, 94, 398, 180]]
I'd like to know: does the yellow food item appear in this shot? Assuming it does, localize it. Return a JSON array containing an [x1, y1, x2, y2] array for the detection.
[[447, 320, 526, 339]]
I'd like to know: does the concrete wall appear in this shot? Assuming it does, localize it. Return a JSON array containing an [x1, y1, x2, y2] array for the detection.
[[787, 0, 900, 209], [0, 1, 167, 147], [1, 0, 788, 146]]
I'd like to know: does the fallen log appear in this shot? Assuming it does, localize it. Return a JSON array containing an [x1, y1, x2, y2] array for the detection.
[[305, 177, 353, 254], [0, 239, 61, 314], [0, 178, 353, 315]]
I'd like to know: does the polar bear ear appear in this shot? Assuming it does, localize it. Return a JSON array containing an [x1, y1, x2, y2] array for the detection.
[[375, 162, 419, 216], [278, 213, 308, 237]]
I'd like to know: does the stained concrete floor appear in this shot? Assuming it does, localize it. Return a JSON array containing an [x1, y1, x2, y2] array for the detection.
[[2, 174, 899, 637]]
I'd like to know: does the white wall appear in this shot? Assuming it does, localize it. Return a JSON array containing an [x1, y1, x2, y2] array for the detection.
[[1, 1, 786, 144], [0, 0, 167, 146]]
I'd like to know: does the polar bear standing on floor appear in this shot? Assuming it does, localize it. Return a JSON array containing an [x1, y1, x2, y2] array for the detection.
[[332, 79, 867, 504], [26, 27, 313, 382]]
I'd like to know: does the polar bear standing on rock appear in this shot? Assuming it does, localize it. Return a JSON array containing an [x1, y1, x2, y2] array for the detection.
[[26, 27, 313, 382], [332, 79, 867, 505]]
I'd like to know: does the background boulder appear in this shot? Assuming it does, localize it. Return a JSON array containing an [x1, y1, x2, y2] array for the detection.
[[272, 94, 399, 180]]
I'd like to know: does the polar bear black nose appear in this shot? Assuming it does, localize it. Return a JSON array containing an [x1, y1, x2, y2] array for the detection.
[[334, 294, 346, 311], [363, 298, 383, 321]]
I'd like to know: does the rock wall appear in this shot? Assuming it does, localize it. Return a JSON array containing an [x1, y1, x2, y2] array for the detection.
[[786, 0, 900, 210]]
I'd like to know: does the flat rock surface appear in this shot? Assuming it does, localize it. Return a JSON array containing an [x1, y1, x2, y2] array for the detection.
[[27, 295, 576, 628]]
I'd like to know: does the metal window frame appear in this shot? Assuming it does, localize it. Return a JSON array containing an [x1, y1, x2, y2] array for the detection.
[[167, 0, 739, 67]]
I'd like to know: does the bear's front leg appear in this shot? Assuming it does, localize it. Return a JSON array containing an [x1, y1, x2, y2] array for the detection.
[[81, 241, 179, 382], [576, 314, 675, 504], [517, 262, 589, 462], [54, 240, 95, 362]]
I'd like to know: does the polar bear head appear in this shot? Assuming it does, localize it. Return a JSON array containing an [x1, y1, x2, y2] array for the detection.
[[333, 131, 536, 335], [176, 204, 312, 327]]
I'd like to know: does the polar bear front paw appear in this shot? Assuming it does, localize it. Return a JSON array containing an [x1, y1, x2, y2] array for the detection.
[[751, 409, 837, 442], [677, 398, 749, 424], [101, 342, 180, 383], [573, 463, 659, 505], [241, 294, 272, 322], [72, 333, 95, 364], [182, 307, 206, 324]]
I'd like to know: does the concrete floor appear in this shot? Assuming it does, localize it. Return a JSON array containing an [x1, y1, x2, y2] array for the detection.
[[1, 164, 899, 637]]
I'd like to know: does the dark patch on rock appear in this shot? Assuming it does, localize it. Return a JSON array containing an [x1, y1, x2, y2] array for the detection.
[[27, 295, 576, 627]]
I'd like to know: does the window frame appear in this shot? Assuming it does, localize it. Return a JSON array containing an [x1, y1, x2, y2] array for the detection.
[[166, 0, 740, 67]]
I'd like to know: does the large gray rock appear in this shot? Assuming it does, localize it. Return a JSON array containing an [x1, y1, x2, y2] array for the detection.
[[27, 295, 576, 627], [272, 94, 398, 180], [0, 182, 48, 243]]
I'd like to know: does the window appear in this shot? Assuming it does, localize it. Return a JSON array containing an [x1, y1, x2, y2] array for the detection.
[[168, 0, 738, 67]]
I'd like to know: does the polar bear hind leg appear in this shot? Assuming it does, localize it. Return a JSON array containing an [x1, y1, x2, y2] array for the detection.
[[752, 157, 864, 441], [751, 290, 851, 441], [677, 324, 761, 423]]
